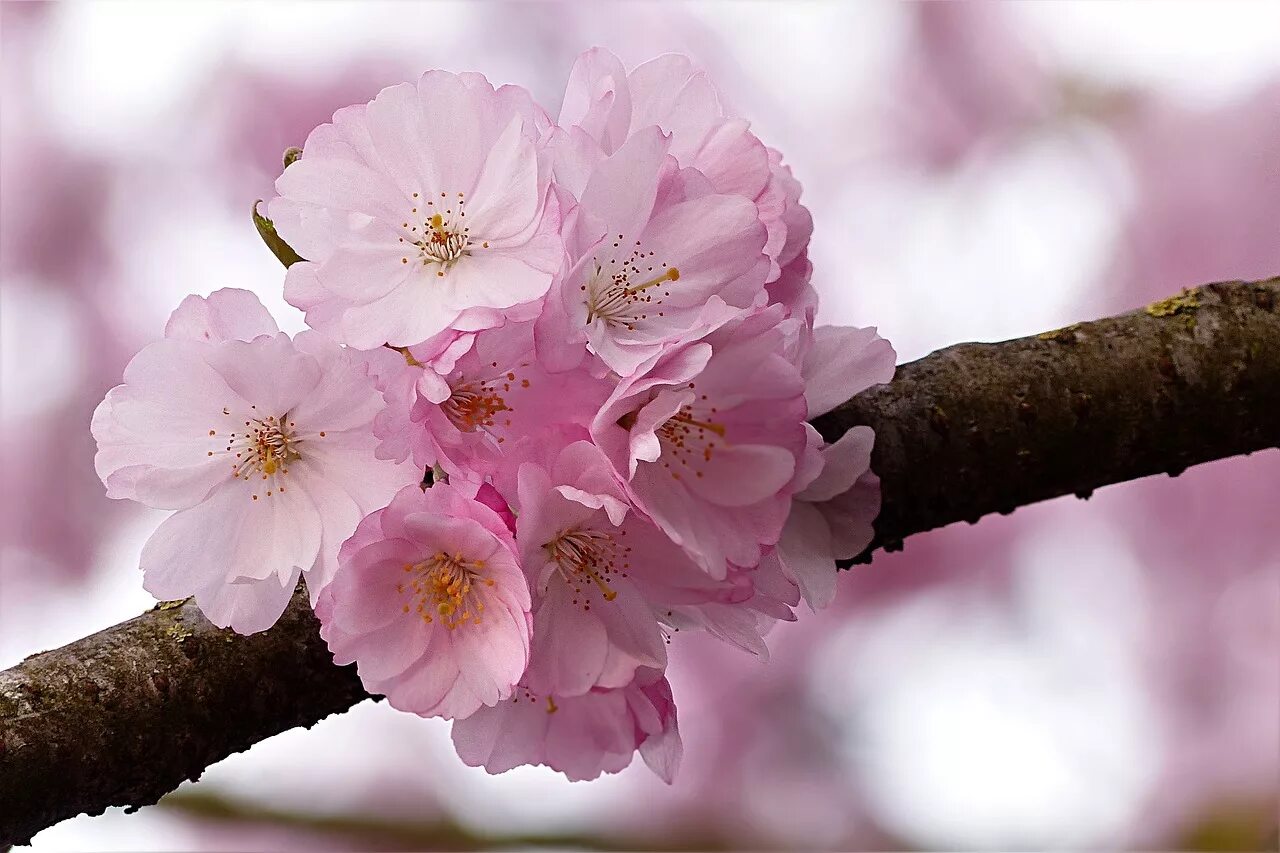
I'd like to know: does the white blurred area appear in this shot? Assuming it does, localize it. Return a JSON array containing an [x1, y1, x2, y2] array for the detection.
[[3, 2, 1278, 850]]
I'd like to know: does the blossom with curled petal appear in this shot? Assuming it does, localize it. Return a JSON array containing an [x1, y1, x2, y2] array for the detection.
[[513, 439, 749, 697], [592, 305, 809, 578], [559, 48, 809, 281], [270, 70, 562, 349], [91, 289, 415, 633], [539, 126, 769, 377], [773, 325, 896, 608], [315, 482, 532, 719], [369, 320, 611, 482], [452, 667, 681, 783]]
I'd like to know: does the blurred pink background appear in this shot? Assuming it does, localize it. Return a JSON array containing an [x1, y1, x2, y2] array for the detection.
[[2, 2, 1278, 850]]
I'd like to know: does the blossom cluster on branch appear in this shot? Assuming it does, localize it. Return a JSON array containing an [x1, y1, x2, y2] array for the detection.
[[90, 49, 895, 782]]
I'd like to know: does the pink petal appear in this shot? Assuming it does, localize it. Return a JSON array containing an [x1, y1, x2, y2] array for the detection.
[[799, 425, 876, 503], [778, 501, 837, 611], [164, 288, 279, 344], [339, 277, 458, 349], [803, 325, 896, 418], [140, 482, 322, 610], [203, 334, 323, 417], [462, 115, 543, 240], [275, 157, 405, 223], [194, 568, 300, 636], [685, 444, 796, 507]]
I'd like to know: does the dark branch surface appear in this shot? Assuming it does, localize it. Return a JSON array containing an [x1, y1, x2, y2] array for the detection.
[[2, 278, 1277, 846], [0, 586, 372, 846], [812, 277, 1280, 562]]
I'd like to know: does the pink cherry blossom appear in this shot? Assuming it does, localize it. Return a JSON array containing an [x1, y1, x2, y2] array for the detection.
[[315, 482, 532, 719], [77, 51, 900, 793], [765, 251, 819, 320], [663, 555, 802, 660], [513, 439, 748, 697], [770, 325, 896, 609], [270, 71, 563, 349], [91, 289, 415, 633], [540, 126, 769, 377], [370, 320, 611, 481], [800, 325, 896, 423], [559, 48, 808, 281], [592, 305, 809, 577], [451, 667, 681, 783]]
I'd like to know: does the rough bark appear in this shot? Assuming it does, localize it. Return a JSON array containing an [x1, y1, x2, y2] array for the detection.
[[0, 586, 372, 846], [2, 278, 1277, 846], [811, 277, 1280, 562]]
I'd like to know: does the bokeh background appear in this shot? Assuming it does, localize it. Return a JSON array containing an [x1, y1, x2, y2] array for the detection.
[[2, 2, 1278, 850]]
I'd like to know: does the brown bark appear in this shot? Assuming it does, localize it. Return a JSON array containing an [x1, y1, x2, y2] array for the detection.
[[0, 586, 372, 845], [2, 278, 1277, 846], [811, 277, 1280, 562]]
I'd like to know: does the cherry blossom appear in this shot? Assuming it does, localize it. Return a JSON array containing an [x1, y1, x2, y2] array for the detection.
[[91, 289, 415, 633], [316, 482, 532, 719], [370, 320, 612, 482], [559, 48, 809, 281], [513, 439, 748, 696], [270, 71, 563, 349], [540, 127, 769, 376], [770, 324, 896, 609], [86, 53, 895, 787], [452, 668, 681, 783], [592, 305, 809, 578]]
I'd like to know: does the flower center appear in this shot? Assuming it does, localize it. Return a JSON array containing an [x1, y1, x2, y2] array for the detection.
[[213, 410, 308, 500], [543, 527, 631, 609], [583, 235, 680, 329], [397, 191, 491, 278], [444, 379, 511, 433], [398, 552, 494, 630], [655, 385, 725, 482], [441, 365, 530, 438]]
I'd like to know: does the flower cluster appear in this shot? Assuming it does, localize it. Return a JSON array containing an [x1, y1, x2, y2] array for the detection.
[[92, 49, 895, 782]]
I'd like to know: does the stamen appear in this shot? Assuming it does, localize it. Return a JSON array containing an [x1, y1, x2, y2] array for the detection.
[[399, 192, 483, 276], [217, 412, 304, 498], [544, 528, 631, 608], [440, 363, 532, 438], [583, 237, 681, 330], [653, 388, 727, 481], [402, 552, 493, 630], [444, 380, 510, 432]]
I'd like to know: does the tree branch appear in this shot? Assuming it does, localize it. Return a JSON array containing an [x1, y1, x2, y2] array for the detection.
[[2, 278, 1276, 846], [812, 278, 1280, 562]]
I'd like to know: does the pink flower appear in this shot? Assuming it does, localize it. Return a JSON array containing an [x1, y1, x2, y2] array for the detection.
[[316, 483, 532, 719], [540, 127, 769, 377], [559, 48, 807, 281], [514, 439, 745, 697], [91, 289, 414, 633], [451, 668, 681, 783], [765, 252, 819, 321], [371, 320, 611, 481], [800, 324, 896, 429], [592, 306, 809, 577], [270, 71, 562, 349], [774, 325, 896, 609]]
